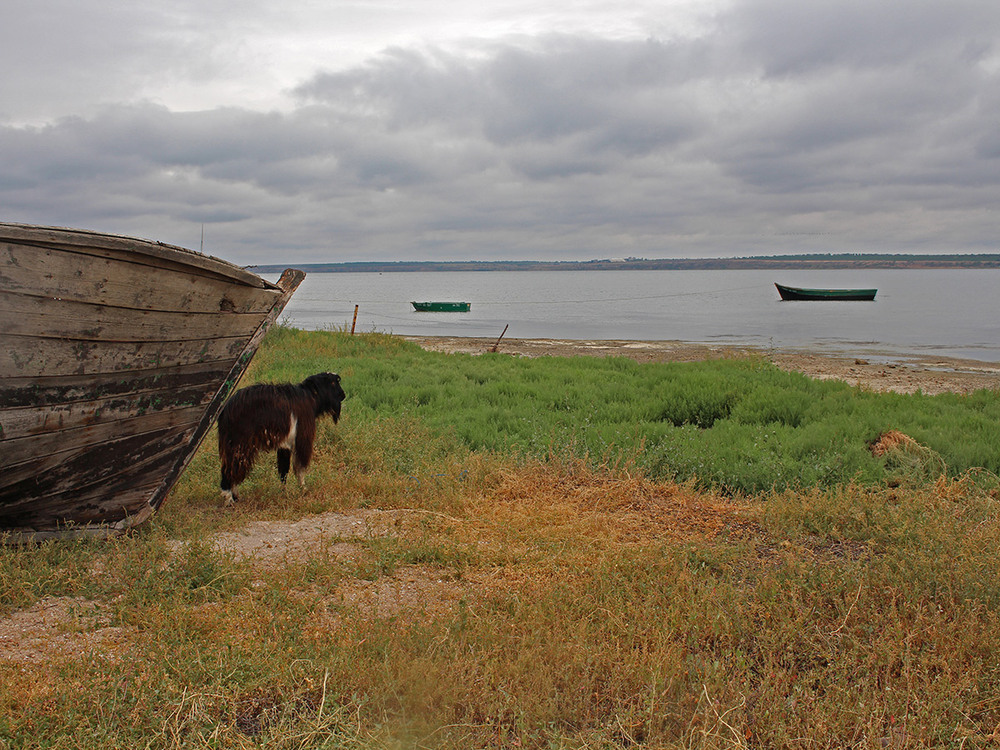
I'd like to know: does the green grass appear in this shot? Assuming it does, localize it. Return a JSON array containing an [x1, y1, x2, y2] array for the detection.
[[3, 327, 1000, 748], [235, 327, 1000, 495]]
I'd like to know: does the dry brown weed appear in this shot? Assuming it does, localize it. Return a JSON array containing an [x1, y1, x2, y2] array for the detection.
[[870, 429, 919, 457]]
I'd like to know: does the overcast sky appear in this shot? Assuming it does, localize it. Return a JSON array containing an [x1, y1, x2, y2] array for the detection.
[[2, 0, 998, 264]]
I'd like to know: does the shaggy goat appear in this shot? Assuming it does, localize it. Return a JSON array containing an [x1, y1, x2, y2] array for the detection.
[[217, 372, 345, 505]]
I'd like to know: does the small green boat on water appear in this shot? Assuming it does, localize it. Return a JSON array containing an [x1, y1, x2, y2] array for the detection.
[[775, 283, 877, 301], [411, 301, 471, 312]]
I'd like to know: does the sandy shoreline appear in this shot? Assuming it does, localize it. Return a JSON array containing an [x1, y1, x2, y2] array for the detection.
[[402, 336, 1000, 396]]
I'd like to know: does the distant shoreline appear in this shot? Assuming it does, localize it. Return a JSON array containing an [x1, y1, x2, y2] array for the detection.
[[253, 253, 1000, 274]]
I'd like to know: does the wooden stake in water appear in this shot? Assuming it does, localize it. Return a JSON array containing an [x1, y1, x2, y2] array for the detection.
[[490, 324, 509, 352], [351, 305, 359, 334]]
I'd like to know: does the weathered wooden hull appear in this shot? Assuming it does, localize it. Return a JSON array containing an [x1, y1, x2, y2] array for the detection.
[[0, 223, 305, 541], [411, 301, 471, 312], [775, 283, 877, 301]]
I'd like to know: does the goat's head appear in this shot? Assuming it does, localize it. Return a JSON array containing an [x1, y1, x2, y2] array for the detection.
[[300, 372, 346, 422]]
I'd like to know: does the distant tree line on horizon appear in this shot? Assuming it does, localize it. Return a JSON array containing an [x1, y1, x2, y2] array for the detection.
[[251, 252, 1000, 274]]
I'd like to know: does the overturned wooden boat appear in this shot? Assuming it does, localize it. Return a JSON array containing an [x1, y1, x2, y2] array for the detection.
[[411, 301, 471, 312], [775, 283, 877, 301], [0, 223, 305, 541]]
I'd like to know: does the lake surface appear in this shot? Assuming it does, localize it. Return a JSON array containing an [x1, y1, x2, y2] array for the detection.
[[265, 269, 1000, 362]]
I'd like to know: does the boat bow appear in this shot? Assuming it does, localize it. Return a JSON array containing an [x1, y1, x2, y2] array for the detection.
[[0, 223, 304, 540]]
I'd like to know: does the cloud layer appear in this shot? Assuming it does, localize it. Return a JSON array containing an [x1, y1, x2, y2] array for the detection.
[[2, 0, 998, 262]]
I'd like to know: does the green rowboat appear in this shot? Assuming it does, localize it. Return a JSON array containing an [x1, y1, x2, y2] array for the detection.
[[775, 283, 877, 301], [411, 301, 471, 312]]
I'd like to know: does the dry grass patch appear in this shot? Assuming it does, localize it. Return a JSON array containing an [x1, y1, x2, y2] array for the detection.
[[467, 459, 754, 554], [6, 456, 1000, 747]]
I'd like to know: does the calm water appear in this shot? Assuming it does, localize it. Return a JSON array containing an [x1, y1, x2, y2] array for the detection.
[[266, 269, 1000, 362]]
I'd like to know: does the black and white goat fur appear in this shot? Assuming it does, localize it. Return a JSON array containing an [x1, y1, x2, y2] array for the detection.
[[217, 372, 345, 505]]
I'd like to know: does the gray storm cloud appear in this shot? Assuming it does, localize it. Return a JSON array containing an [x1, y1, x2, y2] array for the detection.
[[1, 0, 997, 262]]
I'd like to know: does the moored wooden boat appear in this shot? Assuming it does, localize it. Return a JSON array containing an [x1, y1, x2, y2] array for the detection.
[[775, 283, 877, 301], [411, 301, 471, 312], [0, 223, 305, 541]]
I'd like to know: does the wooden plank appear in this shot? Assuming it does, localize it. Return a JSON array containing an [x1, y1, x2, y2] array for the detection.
[[1, 500, 158, 541], [1, 460, 179, 529], [0, 480, 162, 534], [0, 426, 192, 517], [1, 386, 214, 441], [0, 476, 162, 527], [0, 292, 266, 342], [0, 405, 206, 471], [0, 243, 280, 314], [0, 361, 230, 409], [0, 334, 249, 378], [0, 222, 271, 288]]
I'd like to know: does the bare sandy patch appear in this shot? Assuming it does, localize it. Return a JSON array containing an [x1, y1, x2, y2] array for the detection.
[[332, 564, 469, 619], [207, 508, 408, 564], [0, 596, 131, 664]]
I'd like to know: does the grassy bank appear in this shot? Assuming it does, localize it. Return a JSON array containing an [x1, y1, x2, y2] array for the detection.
[[232, 326, 1000, 495], [2, 329, 1000, 748]]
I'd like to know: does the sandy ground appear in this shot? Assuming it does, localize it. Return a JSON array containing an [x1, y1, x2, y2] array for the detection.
[[403, 335, 1000, 396], [0, 596, 131, 664]]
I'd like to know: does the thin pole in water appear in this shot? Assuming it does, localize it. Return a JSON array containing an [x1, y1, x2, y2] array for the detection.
[[490, 324, 509, 352], [351, 305, 359, 334]]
